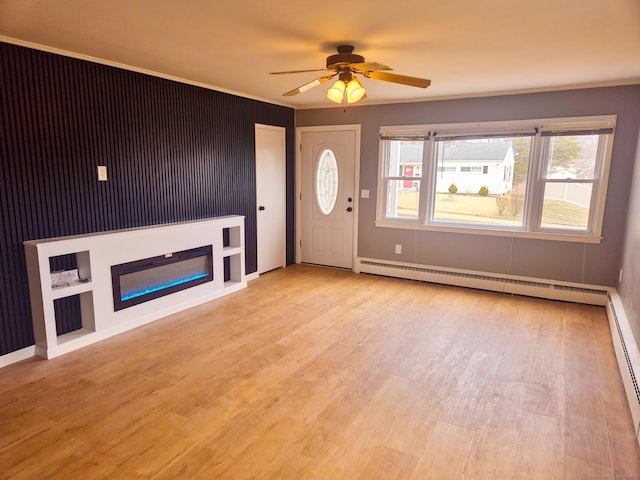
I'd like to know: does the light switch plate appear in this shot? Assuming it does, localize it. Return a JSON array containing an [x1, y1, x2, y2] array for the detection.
[[97, 165, 108, 181], [361, 189, 369, 199]]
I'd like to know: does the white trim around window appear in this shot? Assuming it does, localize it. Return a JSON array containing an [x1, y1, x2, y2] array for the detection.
[[375, 115, 616, 243]]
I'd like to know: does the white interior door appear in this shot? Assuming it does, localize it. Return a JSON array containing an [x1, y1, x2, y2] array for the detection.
[[255, 124, 286, 274], [300, 128, 357, 269]]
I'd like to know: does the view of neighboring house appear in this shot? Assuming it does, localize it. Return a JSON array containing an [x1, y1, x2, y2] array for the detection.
[[396, 140, 515, 195], [393, 142, 423, 189], [435, 141, 515, 194]]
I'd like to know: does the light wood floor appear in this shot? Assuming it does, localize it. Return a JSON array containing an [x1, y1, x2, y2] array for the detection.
[[1, 264, 639, 479]]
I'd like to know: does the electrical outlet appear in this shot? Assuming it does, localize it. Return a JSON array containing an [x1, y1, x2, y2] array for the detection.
[[395, 244, 402, 254]]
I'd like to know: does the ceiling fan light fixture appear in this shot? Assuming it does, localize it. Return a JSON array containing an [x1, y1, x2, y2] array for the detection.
[[346, 77, 366, 103], [326, 80, 346, 103], [273, 45, 430, 102]]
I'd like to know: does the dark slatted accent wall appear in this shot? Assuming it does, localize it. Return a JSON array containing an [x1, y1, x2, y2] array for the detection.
[[0, 42, 295, 356]]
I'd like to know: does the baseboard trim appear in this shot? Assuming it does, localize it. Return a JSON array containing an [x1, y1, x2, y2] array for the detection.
[[606, 290, 640, 442], [356, 257, 610, 305], [0, 345, 36, 368]]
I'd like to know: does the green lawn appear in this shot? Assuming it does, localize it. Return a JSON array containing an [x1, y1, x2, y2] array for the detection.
[[396, 191, 589, 228]]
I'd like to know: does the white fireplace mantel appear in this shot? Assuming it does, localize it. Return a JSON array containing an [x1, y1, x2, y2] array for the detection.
[[24, 216, 246, 359]]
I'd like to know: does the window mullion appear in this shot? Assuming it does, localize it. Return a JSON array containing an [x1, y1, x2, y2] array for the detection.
[[526, 134, 546, 231], [419, 138, 434, 224]]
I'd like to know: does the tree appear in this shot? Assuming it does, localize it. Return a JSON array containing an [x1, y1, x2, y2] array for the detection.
[[511, 137, 531, 185], [496, 194, 509, 215], [549, 136, 580, 168]]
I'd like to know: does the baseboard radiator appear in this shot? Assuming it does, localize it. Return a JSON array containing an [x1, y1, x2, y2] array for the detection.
[[356, 258, 609, 305], [606, 292, 640, 443]]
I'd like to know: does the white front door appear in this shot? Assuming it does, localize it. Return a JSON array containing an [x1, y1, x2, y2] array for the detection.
[[300, 128, 358, 269], [255, 124, 286, 274]]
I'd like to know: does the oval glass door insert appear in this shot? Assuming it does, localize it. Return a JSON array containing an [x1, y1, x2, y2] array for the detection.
[[316, 148, 339, 215]]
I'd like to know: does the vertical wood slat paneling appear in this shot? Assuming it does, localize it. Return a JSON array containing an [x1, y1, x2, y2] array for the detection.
[[0, 42, 294, 355]]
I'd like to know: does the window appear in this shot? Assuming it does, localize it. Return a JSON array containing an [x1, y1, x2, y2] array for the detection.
[[538, 132, 603, 231], [433, 135, 530, 226], [377, 116, 615, 242], [380, 137, 426, 219], [316, 148, 339, 215]]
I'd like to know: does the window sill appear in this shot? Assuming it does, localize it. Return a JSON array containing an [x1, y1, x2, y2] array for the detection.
[[374, 219, 603, 244]]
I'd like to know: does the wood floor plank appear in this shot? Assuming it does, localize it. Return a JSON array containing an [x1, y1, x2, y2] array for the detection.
[[563, 320, 612, 467], [496, 323, 538, 381], [603, 400, 640, 476], [515, 412, 564, 480], [564, 454, 613, 478], [355, 445, 418, 480], [464, 424, 521, 479], [364, 374, 439, 458], [525, 313, 566, 418], [0, 264, 637, 479], [409, 421, 476, 480], [439, 351, 502, 430]]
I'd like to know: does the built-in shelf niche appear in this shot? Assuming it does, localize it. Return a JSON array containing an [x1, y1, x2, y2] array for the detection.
[[53, 291, 96, 338], [222, 225, 242, 288], [24, 216, 246, 359], [49, 250, 92, 291]]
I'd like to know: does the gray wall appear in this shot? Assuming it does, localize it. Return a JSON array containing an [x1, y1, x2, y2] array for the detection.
[[297, 85, 640, 287], [619, 128, 640, 346]]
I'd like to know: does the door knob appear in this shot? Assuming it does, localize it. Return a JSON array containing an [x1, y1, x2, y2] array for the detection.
[[258, 205, 266, 211], [346, 207, 353, 212]]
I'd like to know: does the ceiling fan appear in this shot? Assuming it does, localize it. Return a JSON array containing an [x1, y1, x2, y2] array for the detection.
[[270, 45, 431, 104]]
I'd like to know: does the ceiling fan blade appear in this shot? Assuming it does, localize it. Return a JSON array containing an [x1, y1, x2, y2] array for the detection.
[[364, 71, 431, 88], [350, 62, 393, 72], [282, 74, 335, 96], [270, 68, 330, 75]]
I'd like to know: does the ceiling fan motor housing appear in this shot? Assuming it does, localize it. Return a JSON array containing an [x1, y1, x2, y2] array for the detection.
[[326, 45, 364, 69]]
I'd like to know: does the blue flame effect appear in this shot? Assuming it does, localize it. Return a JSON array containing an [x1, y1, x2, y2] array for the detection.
[[121, 273, 209, 301]]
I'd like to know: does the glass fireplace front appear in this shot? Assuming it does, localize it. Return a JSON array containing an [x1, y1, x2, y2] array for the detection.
[[111, 245, 213, 311]]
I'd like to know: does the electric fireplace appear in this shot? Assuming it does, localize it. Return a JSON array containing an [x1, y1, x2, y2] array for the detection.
[[111, 245, 213, 311]]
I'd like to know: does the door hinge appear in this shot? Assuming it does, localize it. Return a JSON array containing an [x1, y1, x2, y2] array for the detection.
[[299, 143, 303, 152], [299, 240, 302, 247], [299, 192, 302, 200]]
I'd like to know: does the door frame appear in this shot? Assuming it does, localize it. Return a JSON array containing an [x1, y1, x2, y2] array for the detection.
[[255, 123, 287, 275], [296, 124, 361, 269]]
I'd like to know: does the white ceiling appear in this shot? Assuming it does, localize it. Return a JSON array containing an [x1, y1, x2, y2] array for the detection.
[[1, 0, 639, 109]]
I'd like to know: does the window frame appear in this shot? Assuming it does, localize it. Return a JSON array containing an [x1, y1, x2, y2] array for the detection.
[[376, 115, 616, 243], [379, 134, 428, 221]]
